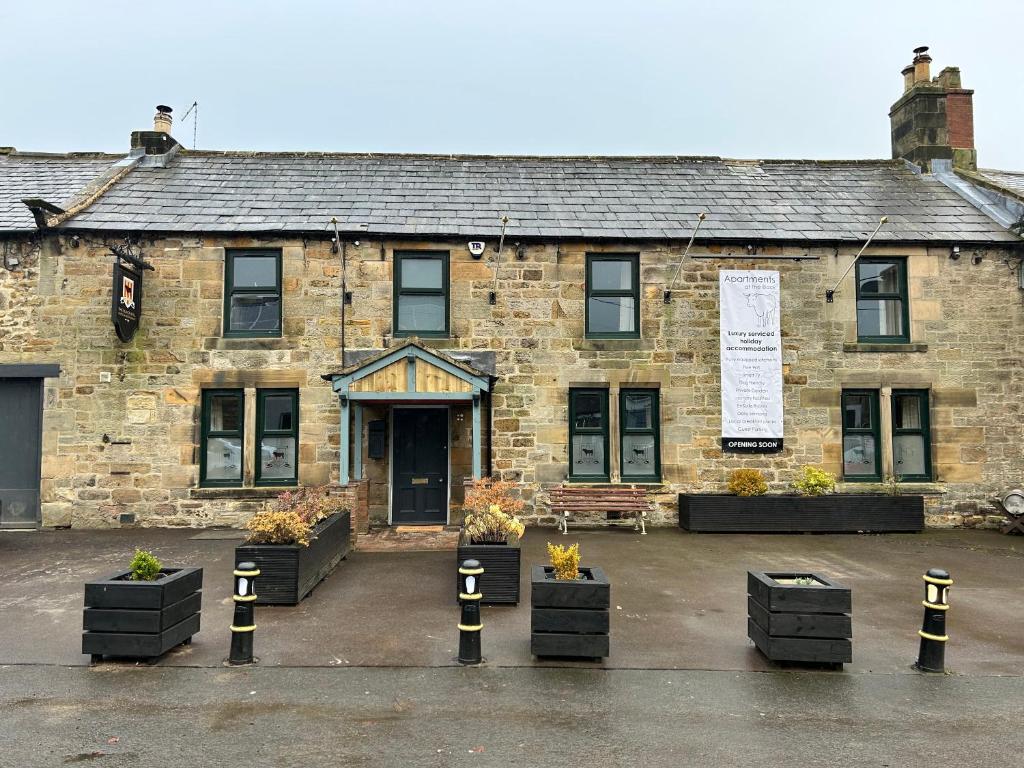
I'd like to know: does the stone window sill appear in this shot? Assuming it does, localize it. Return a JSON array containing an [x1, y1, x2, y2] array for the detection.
[[204, 338, 292, 351], [835, 482, 946, 496], [843, 342, 928, 353], [190, 487, 295, 500], [575, 339, 654, 352]]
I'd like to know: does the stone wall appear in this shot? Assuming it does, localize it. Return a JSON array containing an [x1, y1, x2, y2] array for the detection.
[[1, 231, 1022, 530]]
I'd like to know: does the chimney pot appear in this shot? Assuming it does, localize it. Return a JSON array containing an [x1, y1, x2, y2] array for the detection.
[[154, 105, 173, 134], [901, 65, 915, 93], [912, 45, 932, 83]]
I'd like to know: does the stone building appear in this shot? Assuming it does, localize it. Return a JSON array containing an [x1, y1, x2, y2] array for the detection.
[[1, 48, 1022, 532]]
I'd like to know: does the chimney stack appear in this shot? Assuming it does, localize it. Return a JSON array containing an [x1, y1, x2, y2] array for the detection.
[[889, 47, 976, 172], [153, 105, 173, 134], [131, 104, 179, 155]]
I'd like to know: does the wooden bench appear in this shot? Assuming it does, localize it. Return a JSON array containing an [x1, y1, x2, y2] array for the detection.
[[548, 485, 650, 535]]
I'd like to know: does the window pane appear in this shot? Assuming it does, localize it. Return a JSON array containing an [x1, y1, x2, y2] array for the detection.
[[232, 256, 277, 289], [230, 294, 281, 332], [571, 434, 605, 474], [397, 294, 445, 332], [893, 395, 922, 430], [857, 299, 903, 337], [622, 434, 657, 476], [843, 434, 877, 476], [588, 296, 636, 334], [894, 435, 927, 477], [206, 437, 242, 481], [592, 259, 633, 291], [401, 258, 443, 290], [209, 395, 241, 432], [858, 262, 900, 294], [263, 395, 294, 431], [623, 392, 653, 429], [260, 437, 296, 480], [843, 394, 872, 429], [572, 393, 603, 430]]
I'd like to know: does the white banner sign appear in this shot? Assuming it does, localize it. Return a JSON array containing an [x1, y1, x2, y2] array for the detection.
[[719, 270, 783, 452]]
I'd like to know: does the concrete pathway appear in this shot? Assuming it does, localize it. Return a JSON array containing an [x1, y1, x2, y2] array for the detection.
[[0, 527, 1021, 674]]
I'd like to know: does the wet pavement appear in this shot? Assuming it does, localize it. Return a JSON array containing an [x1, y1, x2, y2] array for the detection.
[[0, 526, 1021, 675]]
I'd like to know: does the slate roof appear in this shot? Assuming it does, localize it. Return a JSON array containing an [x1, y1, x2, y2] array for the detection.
[[976, 168, 1024, 201], [0, 151, 124, 232], [56, 152, 1020, 244]]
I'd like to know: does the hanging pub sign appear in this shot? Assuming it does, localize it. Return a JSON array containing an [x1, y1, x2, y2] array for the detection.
[[110, 244, 154, 343], [719, 270, 784, 453]]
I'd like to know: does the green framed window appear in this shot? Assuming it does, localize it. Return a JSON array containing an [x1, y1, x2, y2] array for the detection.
[[200, 389, 244, 486], [256, 389, 299, 486], [224, 249, 282, 337], [620, 389, 661, 482], [569, 388, 609, 481], [892, 390, 931, 481], [586, 254, 640, 338], [856, 258, 909, 343], [842, 389, 881, 481], [394, 251, 449, 337]]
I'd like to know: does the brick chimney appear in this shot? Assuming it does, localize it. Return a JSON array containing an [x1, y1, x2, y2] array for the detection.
[[131, 105, 178, 155], [889, 47, 976, 172]]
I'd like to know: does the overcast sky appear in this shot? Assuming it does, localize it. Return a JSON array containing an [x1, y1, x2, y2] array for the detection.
[[2, 1, 1021, 168]]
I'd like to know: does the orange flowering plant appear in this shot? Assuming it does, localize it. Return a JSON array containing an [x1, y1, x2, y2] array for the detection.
[[462, 477, 526, 543]]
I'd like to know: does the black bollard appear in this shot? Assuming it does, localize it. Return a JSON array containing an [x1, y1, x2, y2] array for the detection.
[[915, 568, 952, 673], [228, 561, 260, 665], [457, 559, 484, 665]]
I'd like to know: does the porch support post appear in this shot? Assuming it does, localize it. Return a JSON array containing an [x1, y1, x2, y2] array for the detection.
[[339, 394, 350, 485], [471, 389, 482, 480], [353, 402, 363, 481]]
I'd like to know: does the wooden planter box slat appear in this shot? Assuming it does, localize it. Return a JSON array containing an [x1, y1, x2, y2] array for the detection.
[[679, 494, 925, 533], [83, 613, 201, 659], [746, 597, 851, 639], [84, 591, 202, 634], [746, 571, 852, 665], [532, 607, 610, 634], [235, 510, 351, 606], [455, 540, 521, 605], [82, 567, 202, 661], [530, 565, 610, 659]]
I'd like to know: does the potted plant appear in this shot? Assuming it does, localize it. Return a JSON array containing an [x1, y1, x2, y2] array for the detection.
[[456, 478, 526, 605], [234, 485, 351, 605], [679, 465, 924, 533], [82, 549, 203, 663], [747, 570, 852, 665], [530, 542, 610, 659]]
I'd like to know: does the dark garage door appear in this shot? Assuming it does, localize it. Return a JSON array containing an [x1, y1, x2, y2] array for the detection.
[[0, 374, 48, 528]]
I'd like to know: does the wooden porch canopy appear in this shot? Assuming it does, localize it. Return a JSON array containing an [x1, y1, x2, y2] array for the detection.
[[324, 341, 492, 484]]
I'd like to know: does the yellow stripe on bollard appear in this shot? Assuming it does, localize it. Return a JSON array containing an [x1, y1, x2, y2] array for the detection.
[[922, 574, 952, 586], [233, 594, 259, 602], [233, 569, 261, 577], [918, 629, 949, 642], [459, 593, 483, 601], [230, 624, 257, 632], [921, 600, 950, 611], [457, 623, 483, 632], [458, 567, 484, 575]]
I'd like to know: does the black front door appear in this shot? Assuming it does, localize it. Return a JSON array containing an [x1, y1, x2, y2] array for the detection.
[[392, 407, 448, 525], [0, 378, 44, 528]]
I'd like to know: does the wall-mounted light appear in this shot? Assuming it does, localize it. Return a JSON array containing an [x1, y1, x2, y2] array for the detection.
[[515, 243, 525, 260], [70, 235, 81, 249], [972, 254, 984, 265], [949, 246, 960, 260]]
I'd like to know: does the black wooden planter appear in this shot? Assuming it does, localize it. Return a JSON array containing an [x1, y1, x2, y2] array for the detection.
[[235, 510, 351, 605], [455, 536, 521, 605], [747, 571, 852, 665], [82, 567, 203, 662], [679, 494, 924, 533], [530, 565, 610, 659]]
